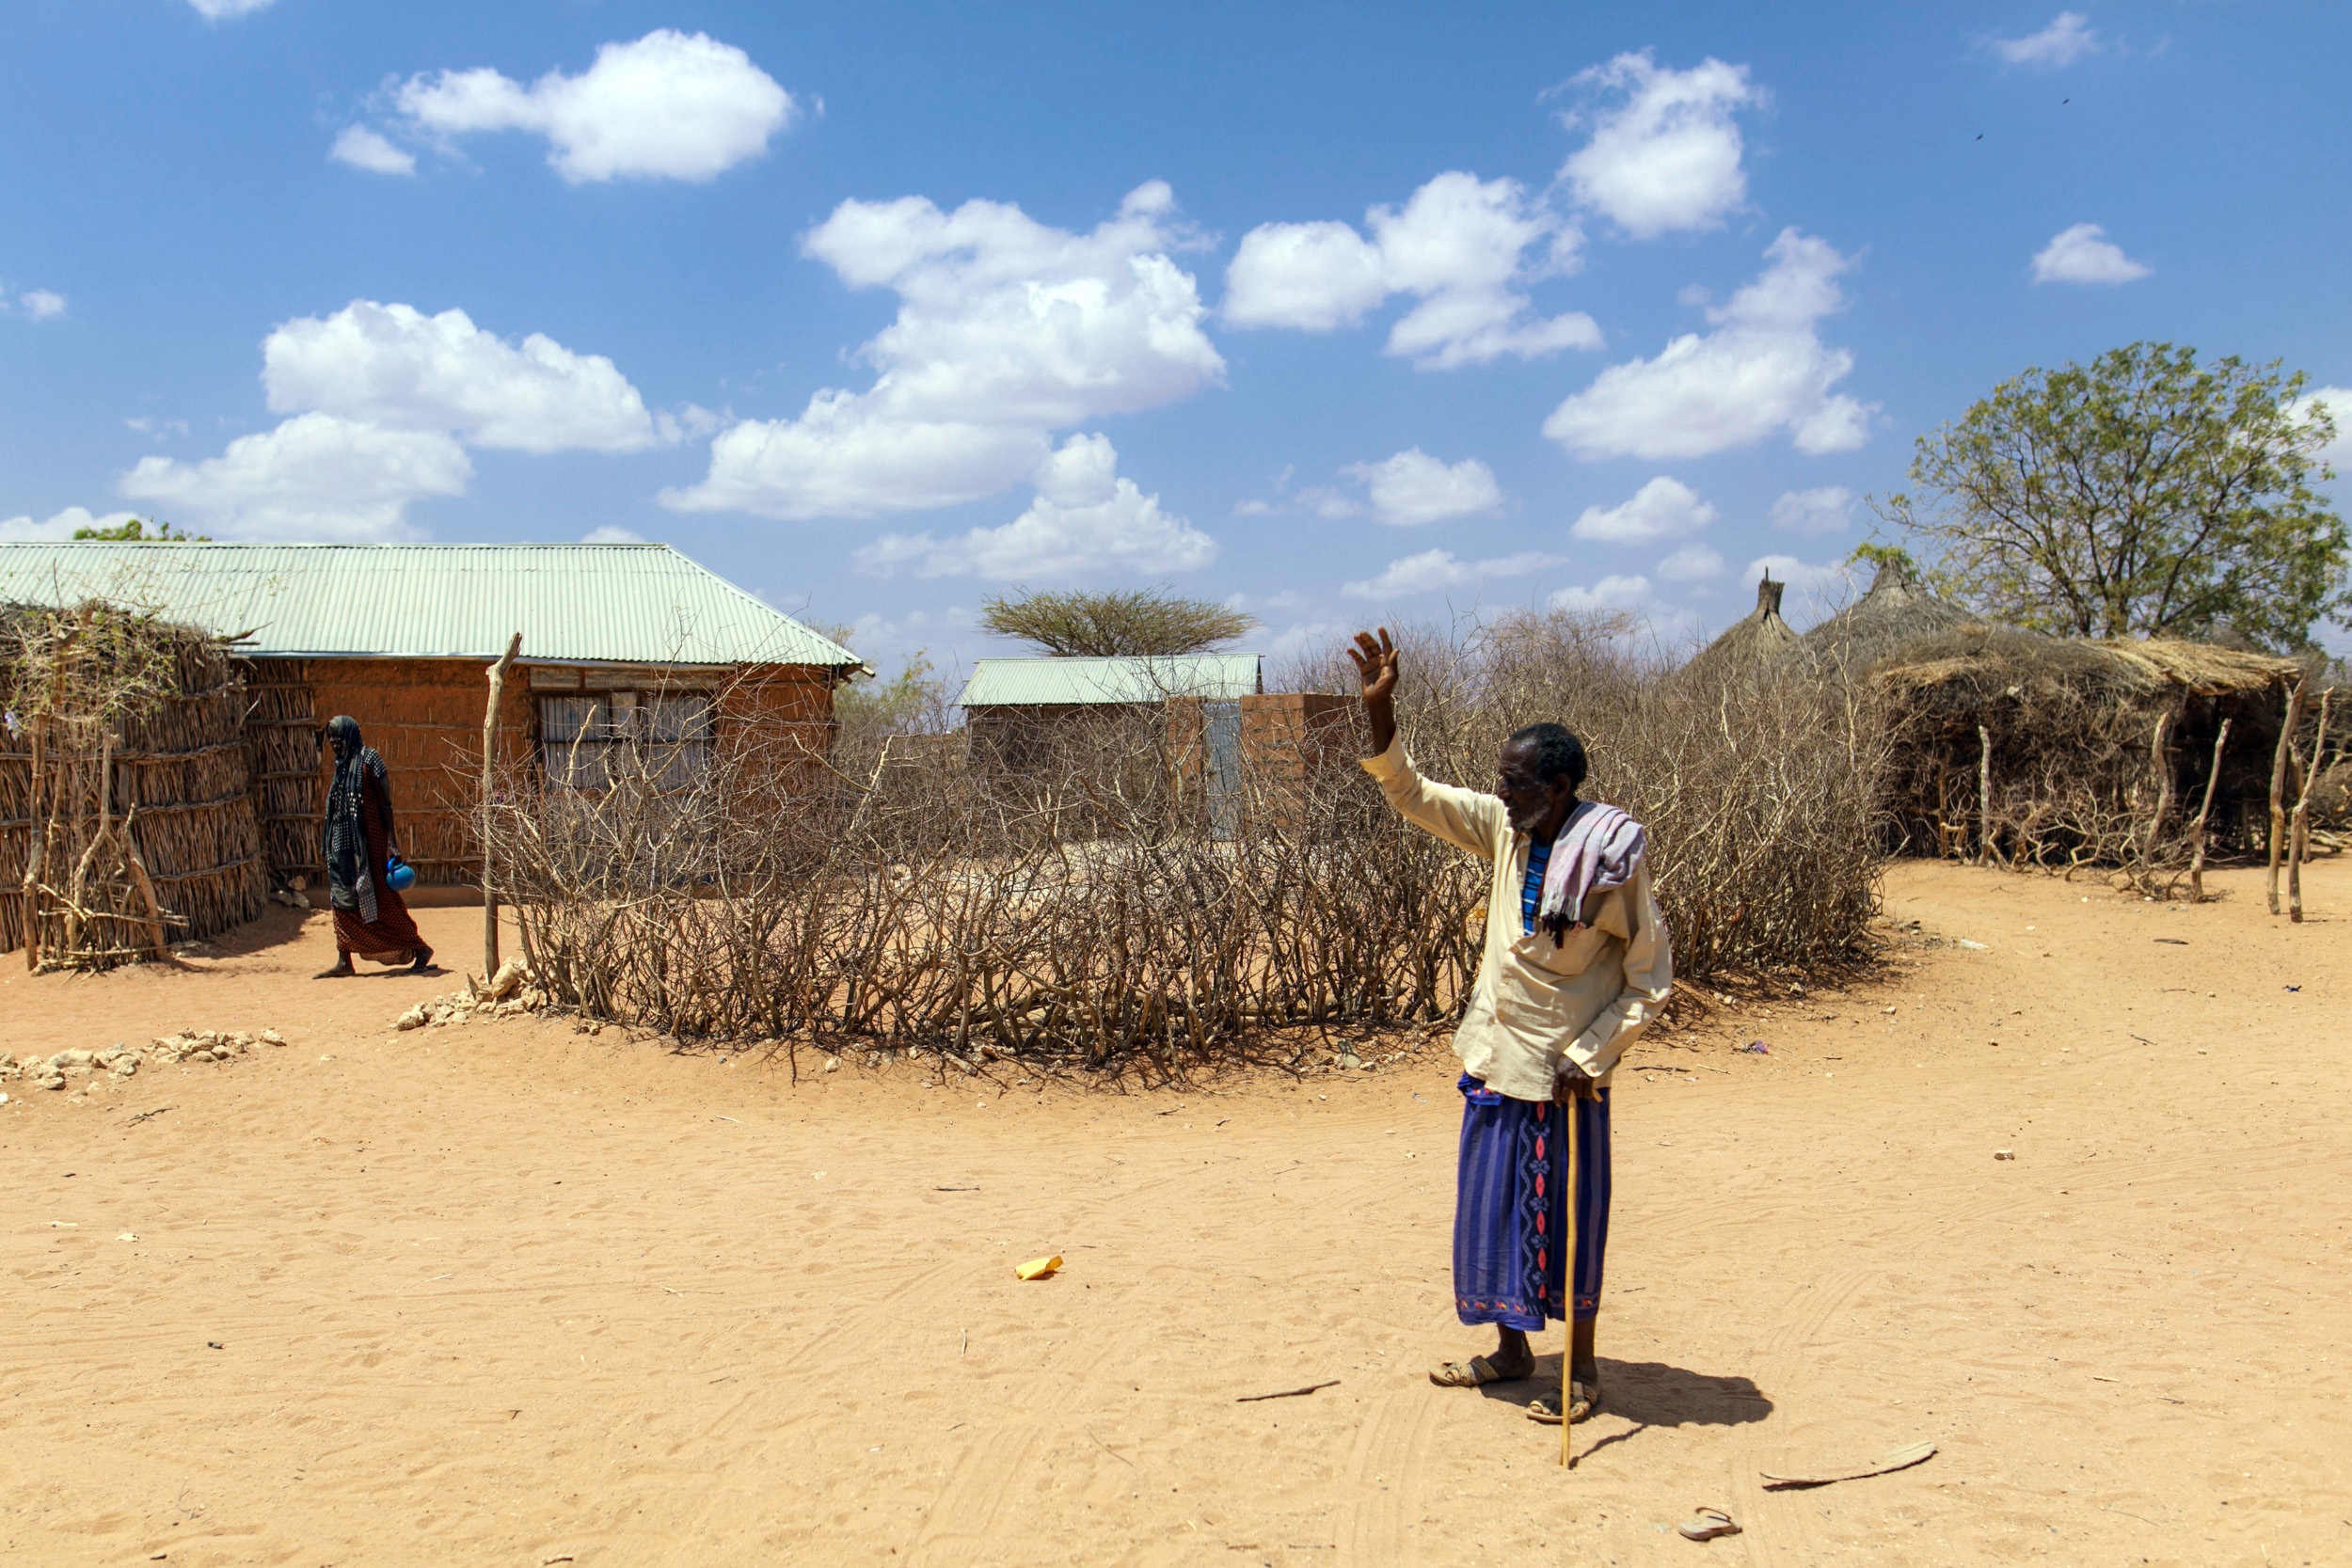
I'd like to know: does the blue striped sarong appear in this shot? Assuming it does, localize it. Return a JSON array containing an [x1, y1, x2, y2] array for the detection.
[[1453, 1073, 1610, 1329]]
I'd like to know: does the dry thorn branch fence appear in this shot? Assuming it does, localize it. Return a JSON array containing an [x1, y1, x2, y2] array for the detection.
[[487, 610, 1889, 1068]]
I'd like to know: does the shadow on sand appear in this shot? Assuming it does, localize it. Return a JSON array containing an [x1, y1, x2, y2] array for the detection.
[[1478, 1354, 1772, 1461]]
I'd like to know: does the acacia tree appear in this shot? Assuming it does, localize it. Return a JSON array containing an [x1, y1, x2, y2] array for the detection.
[[979, 587, 1256, 656], [1881, 343, 2349, 651]]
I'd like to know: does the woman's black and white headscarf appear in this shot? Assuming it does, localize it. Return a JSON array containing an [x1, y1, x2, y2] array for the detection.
[[321, 715, 390, 922]]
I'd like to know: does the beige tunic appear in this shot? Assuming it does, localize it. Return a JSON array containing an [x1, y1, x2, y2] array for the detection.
[[1360, 737, 1674, 1101]]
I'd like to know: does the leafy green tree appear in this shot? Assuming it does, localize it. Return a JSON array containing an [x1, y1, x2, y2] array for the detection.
[[979, 586, 1256, 657], [1845, 540, 1922, 577], [70, 516, 208, 542], [1880, 342, 2348, 651], [836, 648, 948, 735]]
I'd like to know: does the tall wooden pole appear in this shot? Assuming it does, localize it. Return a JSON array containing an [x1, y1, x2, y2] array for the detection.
[[2289, 689, 2333, 925], [483, 633, 522, 978], [1976, 724, 1994, 867], [2186, 718, 2232, 904], [2267, 681, 2307, 915]]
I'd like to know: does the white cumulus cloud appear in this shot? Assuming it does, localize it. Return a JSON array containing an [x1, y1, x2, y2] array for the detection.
[[2296, 388, 2352, 471], [330, 126, 417, 177], [667, 182, 1223, 521], [119, 413, 470, 541], [1223, 171, 1597, 370], [1558, 52, 1764, 238], [1654, 543, 1725, 581], [262, 301, 665, 453], [19, 290, 67, 321], [1744, 553, 1854, 610], [580, 525, 645, 544], [854, 434, 1215, 581], [389, 29, 792, 183], [1769, 484, 1855, 536], [1569, 476, 1717, 543], [2030, 223, 2150, 285], [0, 506, 144, 542], [1549, 575, 1653, 613], [1989, 12, 2101, 69], [1544, 229, 1872, 460], [1342, 548, 1565, 600], [183, 0, 276, 17], [1339, 449, 1504, 527]]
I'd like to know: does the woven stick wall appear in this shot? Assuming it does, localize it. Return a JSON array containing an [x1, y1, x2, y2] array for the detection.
[[0, 604, 266, 966], [242, 657, 323, 885]]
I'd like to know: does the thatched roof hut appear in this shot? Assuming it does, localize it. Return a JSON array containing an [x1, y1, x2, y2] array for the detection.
[[1877, 628, 2299, 706], [1681, 574, 1799, 681], [1801, 558, 1977, 674]]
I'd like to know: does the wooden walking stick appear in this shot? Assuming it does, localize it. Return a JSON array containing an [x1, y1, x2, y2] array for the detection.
[[1560, 1089, 1579, 1469], [482, 632, 522, 978]]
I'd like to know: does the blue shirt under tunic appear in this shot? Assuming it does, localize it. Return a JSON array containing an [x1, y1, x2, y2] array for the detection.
[[1520, 839, 1552, 934]]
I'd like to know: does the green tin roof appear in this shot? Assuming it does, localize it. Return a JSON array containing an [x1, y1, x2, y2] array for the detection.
[[0, 542, 860, 668], [958, 654, 1263, 707]]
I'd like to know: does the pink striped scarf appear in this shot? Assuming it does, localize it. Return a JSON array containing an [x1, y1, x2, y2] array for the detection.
[[1534, 800, 1645, 942]]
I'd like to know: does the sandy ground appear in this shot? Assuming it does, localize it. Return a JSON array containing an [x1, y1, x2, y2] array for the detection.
[[0, 859, 2345, 1568]]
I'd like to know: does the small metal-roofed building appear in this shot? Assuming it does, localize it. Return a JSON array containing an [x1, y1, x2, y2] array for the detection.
[[957, 654, 1353, 816], [958, 654, 1265, 708], [959, 654, 1263, 774], [0, 542, 863, 892]]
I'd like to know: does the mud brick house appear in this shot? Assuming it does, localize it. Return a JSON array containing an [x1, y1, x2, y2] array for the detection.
[[0, 542, 862, 899]]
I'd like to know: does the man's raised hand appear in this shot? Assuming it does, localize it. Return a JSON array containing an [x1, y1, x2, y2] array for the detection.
[[1347, 628, 1400, 756], [1347, 627, 1399, 702]]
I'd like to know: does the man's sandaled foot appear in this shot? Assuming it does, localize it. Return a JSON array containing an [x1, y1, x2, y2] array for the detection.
[[314, 960, 354, 979], [1429, 1353, 1530, 1388], [1526, 1379, 1601, 1423]]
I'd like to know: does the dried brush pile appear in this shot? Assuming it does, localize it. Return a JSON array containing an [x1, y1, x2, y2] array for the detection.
[[487, 609, 1889, 1069], [0, 601, 266, 966]]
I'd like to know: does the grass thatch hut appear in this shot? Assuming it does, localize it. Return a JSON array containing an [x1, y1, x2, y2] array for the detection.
[[1801, 557, 1977, 675], [1680, 574, 1799, 683], [1872, 626, 2300, 866]]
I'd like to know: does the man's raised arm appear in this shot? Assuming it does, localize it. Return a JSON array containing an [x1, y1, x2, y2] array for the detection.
[[1345, 627, 1502, 858]]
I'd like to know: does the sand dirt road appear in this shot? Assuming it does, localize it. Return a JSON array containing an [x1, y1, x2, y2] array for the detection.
[[1, 860, 2345, 1567]]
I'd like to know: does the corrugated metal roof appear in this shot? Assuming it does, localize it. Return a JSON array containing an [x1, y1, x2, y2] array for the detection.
[[0, 543, 861, 667], [958, 654, 1263, 707]]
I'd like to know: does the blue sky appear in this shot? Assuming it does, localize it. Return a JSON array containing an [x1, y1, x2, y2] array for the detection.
[[5, 1, 2348, 674]]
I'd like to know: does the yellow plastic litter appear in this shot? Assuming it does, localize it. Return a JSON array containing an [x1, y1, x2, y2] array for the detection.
[[1016, 1254, 1064, 1280]]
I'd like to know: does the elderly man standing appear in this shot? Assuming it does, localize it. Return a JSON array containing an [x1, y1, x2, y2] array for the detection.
[[1347, 627, 1672, 1425]]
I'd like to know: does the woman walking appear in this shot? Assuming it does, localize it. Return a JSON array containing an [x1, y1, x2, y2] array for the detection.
[[315, 715, 434, 976]]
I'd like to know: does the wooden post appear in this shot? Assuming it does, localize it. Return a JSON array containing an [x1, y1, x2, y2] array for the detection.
[[1976, 724, 1993, 866], [121, 806, 174, 962], [483, 633, 522, 978], [22, 715, 47, 971], [2187, 719, 2232, 904], [2288, 689, 2333, 925], [2143, 709, 2175, 864], [66, 734, 116, 963], [2267, 680, 2308, 915]]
